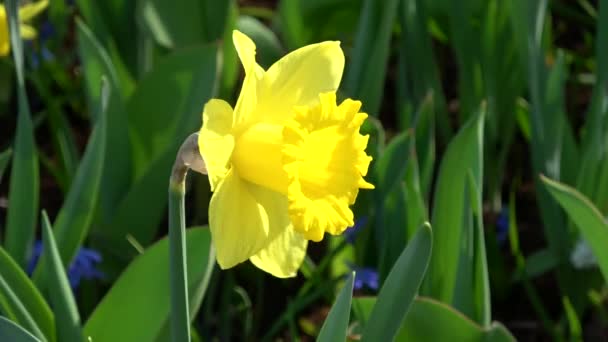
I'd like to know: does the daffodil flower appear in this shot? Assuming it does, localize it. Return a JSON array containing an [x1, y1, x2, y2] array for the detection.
[[198, 31, 374, 278], [0, 0, 49, 56]]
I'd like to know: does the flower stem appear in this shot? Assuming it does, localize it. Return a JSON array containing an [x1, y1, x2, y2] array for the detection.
[[169, 133, 205, 342]]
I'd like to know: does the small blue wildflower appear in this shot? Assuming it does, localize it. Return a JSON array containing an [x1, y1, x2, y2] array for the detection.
[[347, 264, 379, 291], [28, 240, 104, 289], [38, 20, 55, 42], [344, 216, 368, 244], [496, 207, 509, 244]]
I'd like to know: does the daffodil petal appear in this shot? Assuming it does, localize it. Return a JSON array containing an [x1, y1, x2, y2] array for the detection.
[[19, 25, 36, 39], [232, 30, 264, 128], [255, 41, 345, 123], [19, 0, 48, 21], [209, 169, 290, 269], [232, 30, 264, 77], [198, 99, 235, 191], [233, 63, 259, 129], [250, 227, 308, 278], [0, 6, 10, 56]]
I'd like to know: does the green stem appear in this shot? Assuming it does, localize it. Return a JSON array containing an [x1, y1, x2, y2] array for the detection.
[[169, 133, 206, 342]]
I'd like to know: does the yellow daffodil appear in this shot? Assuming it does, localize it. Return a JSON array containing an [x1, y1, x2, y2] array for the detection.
[[0, 0, 49, 56], [198, 30, 374, 278]]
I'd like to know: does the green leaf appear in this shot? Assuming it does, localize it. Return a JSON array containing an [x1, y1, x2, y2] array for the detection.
[[0, 275, 44, 341], [0, 247, 53, 341], [0, 317, 41, 342], [397, 0, 450, 140], [33, 78, 109, 287], [76, 18, 132, 224], [450, 170, 491, 325], [140, 0, 231, 47], [361, 224, 432, 342], [353, 297, 515, 342], [4, 0, 40, 268], [40, 211, 82, 342], [84, 227, 215, 342], [98, 45, 218, 256], [317, 272, 354, 342], [372, 131, 410, 194], [541, 176, 608, 282], [127, 45, 218, 180], [0, 148, 11, 184], [75, 0, 135, 95], [343, 0, 399, 116], [424, 111, 484, 308]]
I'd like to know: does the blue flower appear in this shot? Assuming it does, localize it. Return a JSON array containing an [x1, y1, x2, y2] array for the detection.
[[496, 207, 509, 244], [28, 240, 104, 289], [344, 216, 368, 244], [348, 265, 379, 291]]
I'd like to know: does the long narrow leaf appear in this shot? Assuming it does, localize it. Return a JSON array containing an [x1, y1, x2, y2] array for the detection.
[[542, 176, 608, 282], [317, 272, 355, 342], [84, 227, 215, 342], [343, 0, 399, 116], [4, 0, 40, 268], [424, 111, 484, 306], [76, 18, 132, 224], [40, 212, 82, 342], [353, 297, 515, 341], [0, 317, 41, 342], [361, 223, 432, 342], [0, 247, 54, 341], [33, 79, 109, 287]]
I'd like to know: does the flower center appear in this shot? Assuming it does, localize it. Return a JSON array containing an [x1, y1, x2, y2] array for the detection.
[[231, 122, 290, 194], [230, 92, 374, 242]]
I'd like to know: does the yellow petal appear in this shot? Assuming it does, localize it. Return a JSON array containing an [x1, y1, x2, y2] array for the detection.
[[232, 30, 264, 128], [19, 0, 48, 21], [0, 6, 9, 56], [198, 99, 235, 191], [282, 92, 374, 241], [19, 24, 36, 39], [255, 40, 345, 123], [209, 169, 290, 269], [232, 30, 264, 77], [250, 227, 308, 278]]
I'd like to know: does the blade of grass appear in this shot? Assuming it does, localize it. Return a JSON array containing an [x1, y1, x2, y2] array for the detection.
[[424, 110, 484, 306], [0, 317, 41, 342], [32, 78, 109, 288], [0, 246, 54, 341], [541, 176, 608, 282], [343, 0, 399, 116], [0, 275, 44, 341], [4, 0, 40, 268], [40, 211, 82, 342], [317, 272, 355, 342], [361, 223, 432, 342], [76, 18, 132, 224]]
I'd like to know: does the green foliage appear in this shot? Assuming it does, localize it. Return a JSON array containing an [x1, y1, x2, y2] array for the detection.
[[317, 272, 354, 342], [0, 317, 41, 342], [353, 297, 515, 342], [83, 228, 214, 342], [40, 212, 82, 342], [362, 224, 432, 341], [4, 0, 40, 268]]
